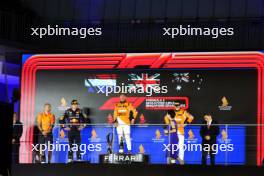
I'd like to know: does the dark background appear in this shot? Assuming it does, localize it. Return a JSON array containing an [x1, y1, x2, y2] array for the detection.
[[0, 102, 13, 176], [1, 0, 264, 102], [0, 0, 264, 58]]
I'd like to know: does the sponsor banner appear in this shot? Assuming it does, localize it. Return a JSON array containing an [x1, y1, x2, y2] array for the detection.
[[145, 97, 189, 110], [52, 125, 245, 164]]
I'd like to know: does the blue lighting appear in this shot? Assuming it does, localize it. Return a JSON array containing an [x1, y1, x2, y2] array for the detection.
[[22, 54, 34, 65], [0, 74, 19, 85]]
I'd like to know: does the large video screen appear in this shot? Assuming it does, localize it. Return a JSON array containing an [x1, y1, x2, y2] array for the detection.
[[17, 53, 264, 166], [35, 69, 257, 124]]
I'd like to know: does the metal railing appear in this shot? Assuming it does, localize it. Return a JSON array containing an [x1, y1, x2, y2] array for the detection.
[[12, 123, 264, 166]]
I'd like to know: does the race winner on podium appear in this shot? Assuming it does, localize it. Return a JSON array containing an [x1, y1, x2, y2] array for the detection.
[[113, 94, 138, 154]]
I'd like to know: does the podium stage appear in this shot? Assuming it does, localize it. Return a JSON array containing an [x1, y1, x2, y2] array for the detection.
[[12, 164, 264, 176]]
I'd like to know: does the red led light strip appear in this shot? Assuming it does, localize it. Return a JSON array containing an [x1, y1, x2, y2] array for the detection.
[[20, 52, 264, 165]]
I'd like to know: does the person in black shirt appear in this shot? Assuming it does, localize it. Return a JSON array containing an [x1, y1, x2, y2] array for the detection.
[[59, 100, 88, 162], [199, 113, 220, 165], [12, 113, 23, 163]]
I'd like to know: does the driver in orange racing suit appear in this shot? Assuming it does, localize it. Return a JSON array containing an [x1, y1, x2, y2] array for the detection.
[[113, 94, 138, 154], [171, 101, 194, 164]]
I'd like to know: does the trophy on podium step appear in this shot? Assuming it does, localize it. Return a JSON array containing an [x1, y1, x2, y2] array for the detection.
[[106, 133, 113, 154], [119, 137, 124, 154]]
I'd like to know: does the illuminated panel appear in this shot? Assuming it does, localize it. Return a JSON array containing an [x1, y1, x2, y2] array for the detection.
[[21, 52, 264, 165]]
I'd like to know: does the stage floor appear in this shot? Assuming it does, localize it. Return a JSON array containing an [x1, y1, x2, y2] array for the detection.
[[12, 163, 264, 176]]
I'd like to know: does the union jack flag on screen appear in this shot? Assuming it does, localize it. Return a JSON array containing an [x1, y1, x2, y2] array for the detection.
[[128, 73, 160, 92]]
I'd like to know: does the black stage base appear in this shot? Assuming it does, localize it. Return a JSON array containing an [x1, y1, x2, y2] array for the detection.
[[12, 164, 264, 176]]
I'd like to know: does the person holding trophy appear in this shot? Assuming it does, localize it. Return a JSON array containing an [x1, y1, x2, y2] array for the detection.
[[164, 109, 183, 165]]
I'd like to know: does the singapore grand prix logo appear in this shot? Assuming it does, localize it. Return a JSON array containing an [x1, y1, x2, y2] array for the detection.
[[84, 73, 168, 96], [152, 129, 165, 143], [218, 96, 232, 111], [186, 129, 198, 144], [139, 144, 145, 154], [89, 129, 101, 142]]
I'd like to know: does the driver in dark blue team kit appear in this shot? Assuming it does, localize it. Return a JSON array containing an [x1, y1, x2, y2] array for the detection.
[[59, 100, 88, 162]]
